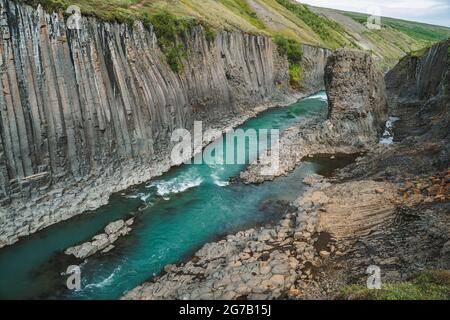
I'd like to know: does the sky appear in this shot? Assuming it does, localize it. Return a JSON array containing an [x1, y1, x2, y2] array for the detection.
[[298, 0, 450, 27]]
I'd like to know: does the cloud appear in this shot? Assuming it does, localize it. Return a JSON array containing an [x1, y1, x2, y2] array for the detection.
[[298, 0, 450, 27]]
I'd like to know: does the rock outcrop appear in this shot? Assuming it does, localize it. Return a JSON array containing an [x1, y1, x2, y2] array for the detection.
[[241, 49, 388, 183], [65, 218, 134, 259], [324, 49, 387, 138], [0, 0, 332, 247]]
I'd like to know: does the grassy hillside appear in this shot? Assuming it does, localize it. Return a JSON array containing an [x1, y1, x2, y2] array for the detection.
[[20, 0, 450, 72], [341, 10, 450, 43]]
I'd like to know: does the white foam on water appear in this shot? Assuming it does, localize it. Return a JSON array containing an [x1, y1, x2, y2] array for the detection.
[[85, 266, 121, 289], [380, 116, 400, 145], [211, 173, 229, 187], [304, 91, 328, 101], [148, 171, 203, 199], [125, 192, 152, 203]]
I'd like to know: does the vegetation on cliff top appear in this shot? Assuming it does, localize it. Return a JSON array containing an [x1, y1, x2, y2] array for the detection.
[[20, 0, 450, 73], [274, 35, 303, 88], [341, 10, 450, 43], [23, 1, 450, 47], [340, 270, 450, 300], [142, 10, 192, 72]]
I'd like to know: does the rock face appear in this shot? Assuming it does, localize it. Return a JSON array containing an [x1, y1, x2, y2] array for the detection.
[[241, 49, 388, 183], [301, 44, 332, 92], [385, 40, 449, 103], [325, 49, 388, 138], [0, 0, 330, 247], [385, 39, 449, 145]]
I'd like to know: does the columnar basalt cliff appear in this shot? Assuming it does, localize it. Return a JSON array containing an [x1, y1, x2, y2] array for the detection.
[[324, 49, 388, 139], [301, 44, 331, 91], [386, 40, 449, 104], [0, 0, 330, 247]]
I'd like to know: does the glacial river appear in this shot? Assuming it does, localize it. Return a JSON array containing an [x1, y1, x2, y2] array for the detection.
[[0, 92, 349, 299]]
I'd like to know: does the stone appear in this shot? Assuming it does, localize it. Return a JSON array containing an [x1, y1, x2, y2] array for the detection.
[[164, 264, 177, 273], [101, 244, 115, 253], [269, 274, 285, 287], [319, 250, 331, 259], [259, 263, 272, 275], [239, 252, 251, 260], [105, 220, 125, 235], [272, 263, 290, 275]]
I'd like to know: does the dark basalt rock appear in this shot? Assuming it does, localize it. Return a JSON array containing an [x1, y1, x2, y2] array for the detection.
[[325, 49, 388, 137]]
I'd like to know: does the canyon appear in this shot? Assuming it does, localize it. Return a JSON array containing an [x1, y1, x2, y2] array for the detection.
[[125, 39, 449, 300], [0, 0, 448, 300], [0, 0, 331, 247]]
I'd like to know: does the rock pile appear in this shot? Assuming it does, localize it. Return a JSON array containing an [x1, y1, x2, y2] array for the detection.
[[398, 169, 450, 204], [65, 218, 134, 259]]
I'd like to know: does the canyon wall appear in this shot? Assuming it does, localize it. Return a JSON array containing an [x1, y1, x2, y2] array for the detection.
[[0, 0, 329, 247], [385, 39, 449, 104], [301, 44, 331, 92], [385, 39, 449, 167]]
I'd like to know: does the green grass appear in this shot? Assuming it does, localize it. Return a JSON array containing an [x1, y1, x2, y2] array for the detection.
[[340, 270, 450, 300], [274, 35, 303, 88], [342, 10, 450, 43], [19, 0, 450, 73], [275, 0, 355, 49], [143, 10, 202, 72], [218, 0, 265, 30], [288, 63, 302, 89]]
